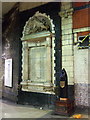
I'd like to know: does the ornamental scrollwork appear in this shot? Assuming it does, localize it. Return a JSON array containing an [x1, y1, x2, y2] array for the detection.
[[23, 11, 52, 36]]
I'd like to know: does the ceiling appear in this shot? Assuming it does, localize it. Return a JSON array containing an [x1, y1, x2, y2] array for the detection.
[[2, 2, 48, 16], [2, 2, 16, 15]]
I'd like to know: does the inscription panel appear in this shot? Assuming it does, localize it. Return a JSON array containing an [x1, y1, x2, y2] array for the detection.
[[29, 46, 47, 83], [21, 32, 55, 93]]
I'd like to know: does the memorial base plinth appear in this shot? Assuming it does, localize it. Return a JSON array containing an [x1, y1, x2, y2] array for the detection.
[[55, 98, 74, 116]]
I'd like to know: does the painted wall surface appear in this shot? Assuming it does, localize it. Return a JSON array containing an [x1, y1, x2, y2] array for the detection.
[[0, 18, 2, 98], [2, 7, 21, 102], [60, 2, 74, 85], [73, 2, 89, 7], [73, 2, 90, 29], [0, 2, 2, 98]]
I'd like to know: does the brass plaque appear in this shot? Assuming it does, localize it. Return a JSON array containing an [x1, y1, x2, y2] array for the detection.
[[60, 81, 65, 88]]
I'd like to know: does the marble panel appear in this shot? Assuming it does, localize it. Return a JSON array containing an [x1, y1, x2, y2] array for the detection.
[[29, 46, 47, 83]]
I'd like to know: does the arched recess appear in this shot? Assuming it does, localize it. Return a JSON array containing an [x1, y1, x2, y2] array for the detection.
[[20, 11, 56, 94]]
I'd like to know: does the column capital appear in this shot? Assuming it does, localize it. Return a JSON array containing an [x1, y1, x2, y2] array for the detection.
[[59, 8, 73, 18]]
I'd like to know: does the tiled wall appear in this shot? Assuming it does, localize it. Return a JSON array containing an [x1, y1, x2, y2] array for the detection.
[[89, 50, 90, 85], [75, 83, 89, 106], [60, 2, 90, 107], [74, 48, 88, 84], [73, 2, 90, 107], [60, 2, 74, 85], [74, 48, 89, 106]]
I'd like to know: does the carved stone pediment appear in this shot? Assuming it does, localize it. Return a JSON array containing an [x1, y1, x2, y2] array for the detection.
[[23, 11, 52, 36]]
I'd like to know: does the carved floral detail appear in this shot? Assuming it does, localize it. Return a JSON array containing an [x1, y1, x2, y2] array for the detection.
[[59, 8, 73, 18], [23, 11, 52, 36]]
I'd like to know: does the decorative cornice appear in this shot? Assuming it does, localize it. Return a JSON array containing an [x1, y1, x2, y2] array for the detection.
[[21, 31, 53, 41], [59, 8, 73, 18], [73, 27, 90, 33]]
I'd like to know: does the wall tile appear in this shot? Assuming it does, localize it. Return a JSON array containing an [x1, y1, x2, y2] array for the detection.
[[75, 83, 89, 106]]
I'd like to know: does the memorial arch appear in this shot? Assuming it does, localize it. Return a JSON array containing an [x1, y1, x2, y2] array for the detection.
[[20, 11, 56, 94]]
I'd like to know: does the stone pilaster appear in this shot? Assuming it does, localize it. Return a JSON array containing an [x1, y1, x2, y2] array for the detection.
[[59, 2, 74, 85], [22, 41, 29, 81]]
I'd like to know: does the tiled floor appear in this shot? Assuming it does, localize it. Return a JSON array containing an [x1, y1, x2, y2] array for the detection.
[[0, 99, 89, 119]]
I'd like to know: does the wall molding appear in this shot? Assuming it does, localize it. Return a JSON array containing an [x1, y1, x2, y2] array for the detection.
[[73, 27, 90, 33], [59, 8, 73, 18]]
